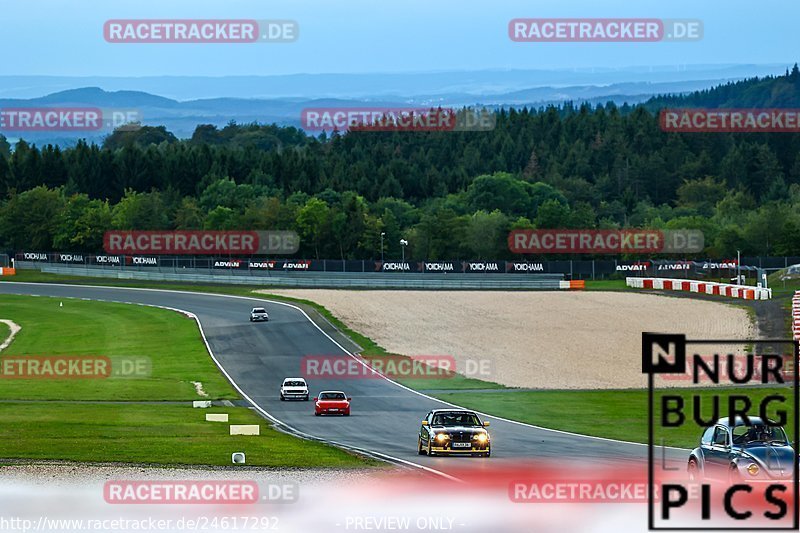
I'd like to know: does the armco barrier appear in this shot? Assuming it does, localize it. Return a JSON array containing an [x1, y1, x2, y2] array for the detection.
[[626, 277, 771, 300], [29, 264, 571, 290]]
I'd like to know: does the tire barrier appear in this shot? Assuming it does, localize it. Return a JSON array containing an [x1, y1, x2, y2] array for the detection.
[[793, 291, 800, 341], [626, 277, 771, 300]]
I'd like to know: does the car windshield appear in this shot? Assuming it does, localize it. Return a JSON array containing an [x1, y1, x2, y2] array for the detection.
[[252, 308, 266, 313], [431, 412, 481, 427], [319, 392, 346, 400], [284, 381, 305, 387], [732, 424, 788, 445]]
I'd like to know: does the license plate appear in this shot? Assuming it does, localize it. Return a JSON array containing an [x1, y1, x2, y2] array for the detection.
[[452, 442, 471, 448], [329, 409, 339, 412]]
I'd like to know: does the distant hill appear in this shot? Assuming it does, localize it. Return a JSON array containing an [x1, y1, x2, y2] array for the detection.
[[23, 87, 178, 108], [0, 78, 773, 147], [0, 65, 785, 100], [2, 64, 799, 147]]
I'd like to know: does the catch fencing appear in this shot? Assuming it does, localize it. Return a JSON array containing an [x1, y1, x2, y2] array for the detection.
[[9, 252, 800, 281], [12, 252, 800, 278]]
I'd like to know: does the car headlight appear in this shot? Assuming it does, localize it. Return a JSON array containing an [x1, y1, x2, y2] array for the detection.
[[435, 433, 448, 442], [475, 433, 488, 443], [747, 464, 760, 476]]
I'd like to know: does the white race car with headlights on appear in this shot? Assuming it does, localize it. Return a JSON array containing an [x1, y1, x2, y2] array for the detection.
[[280, 377, 309, 401]]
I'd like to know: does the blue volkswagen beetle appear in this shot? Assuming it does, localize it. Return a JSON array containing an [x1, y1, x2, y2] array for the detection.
[[688, 417, 795, 483]]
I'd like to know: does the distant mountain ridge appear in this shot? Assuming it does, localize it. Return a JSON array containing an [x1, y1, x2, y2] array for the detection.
[[0, 64, 785, 100], [1, 64, 798, 146]]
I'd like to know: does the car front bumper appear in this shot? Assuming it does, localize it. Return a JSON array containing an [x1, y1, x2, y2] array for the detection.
[[430, 443, 490, 453], [251, 316, 269, 321]]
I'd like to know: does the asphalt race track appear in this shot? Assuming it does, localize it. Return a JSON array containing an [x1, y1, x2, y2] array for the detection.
[[0, 282, 685, 478]]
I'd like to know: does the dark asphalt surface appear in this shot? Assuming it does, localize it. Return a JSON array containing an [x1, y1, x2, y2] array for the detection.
[[0, 282, 686, 478]]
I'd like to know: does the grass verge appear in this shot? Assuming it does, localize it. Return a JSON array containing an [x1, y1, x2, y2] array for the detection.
[[0, 403, 375, 467], [0, 292, 378, 468], [0, 321, 9, 345], [4, 270, 789, 446], [436, 387, 796, 449], [584, 279, 629, 291], [0, 294, 237, 401]]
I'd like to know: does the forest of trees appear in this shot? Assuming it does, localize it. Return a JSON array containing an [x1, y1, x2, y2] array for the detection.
[[2, 67, 800, 260]]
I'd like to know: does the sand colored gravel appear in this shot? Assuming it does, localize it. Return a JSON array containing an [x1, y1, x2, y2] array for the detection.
[[259, 290, 756, 389]]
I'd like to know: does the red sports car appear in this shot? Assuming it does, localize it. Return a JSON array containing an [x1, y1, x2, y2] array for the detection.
[[314, 391, 351, 416]]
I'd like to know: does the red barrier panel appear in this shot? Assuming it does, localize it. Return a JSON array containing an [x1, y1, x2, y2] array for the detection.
[[629, 278, 770, 300]]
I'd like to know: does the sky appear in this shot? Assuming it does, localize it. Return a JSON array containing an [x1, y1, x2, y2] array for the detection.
[[0, 0, 796, 76]]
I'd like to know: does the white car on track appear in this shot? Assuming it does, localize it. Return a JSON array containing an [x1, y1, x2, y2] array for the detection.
[[280, 377, 309, 401], [250, 307, 270, 322]]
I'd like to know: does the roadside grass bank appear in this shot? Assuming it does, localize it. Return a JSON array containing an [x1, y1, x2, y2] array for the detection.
[[0, 294, 236, 401], [0, 321, 9, 346], [0, 293, 378, 468], [0, 403, 376, 467], [435, 387, 796, 449], [2, 270, 788, 446]]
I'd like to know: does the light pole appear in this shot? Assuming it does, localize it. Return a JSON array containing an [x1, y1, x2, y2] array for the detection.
[[400, 239, 408, 264], [737, 250, 741, 285], [380, 232, 385, 263]]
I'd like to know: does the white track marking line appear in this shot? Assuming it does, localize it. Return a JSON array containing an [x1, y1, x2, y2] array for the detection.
[[0, 319, 21, 352], [1, 282, 460, 480], [3, 282, 688, 455]]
